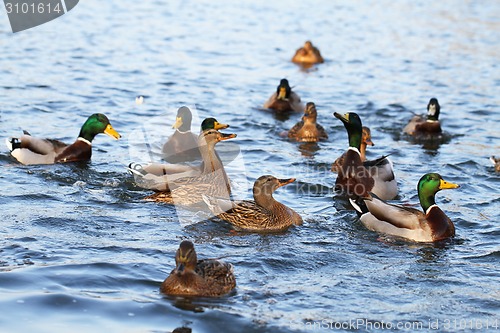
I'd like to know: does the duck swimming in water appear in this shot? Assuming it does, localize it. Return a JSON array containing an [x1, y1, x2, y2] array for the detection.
[[291, 41, 324, 65], [160, 240, 236, 297], [404, 98, 442, 138], [287, 102, 328, 142], [333, 112, 397, 200], [263, 78, 304, 113], [350, 173, 459, 242], [5, 113, 120, 165], [203, 175, 303, 232]]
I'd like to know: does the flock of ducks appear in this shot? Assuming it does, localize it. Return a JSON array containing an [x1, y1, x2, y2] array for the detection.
[[4, 41, 496, 297]]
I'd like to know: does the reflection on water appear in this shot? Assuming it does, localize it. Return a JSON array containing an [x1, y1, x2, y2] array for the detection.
[[0, 0, 499, 332]]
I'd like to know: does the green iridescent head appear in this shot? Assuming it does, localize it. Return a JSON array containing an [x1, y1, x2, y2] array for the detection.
[[201, 117, 229, 132], [79, 113, 121, 142], [334, 112, 362, 150], [417, 173, 459, 212]]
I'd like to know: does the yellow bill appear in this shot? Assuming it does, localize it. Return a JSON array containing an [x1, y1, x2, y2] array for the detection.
[[439, 178, 460, 190], [104, 124, 121, 139], [172, 117, 183, 129]]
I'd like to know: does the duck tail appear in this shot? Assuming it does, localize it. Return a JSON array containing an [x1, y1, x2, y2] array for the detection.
[[5, 137, 21, 152], [127, 163, 148, 177], [349, 197, 369, 217]]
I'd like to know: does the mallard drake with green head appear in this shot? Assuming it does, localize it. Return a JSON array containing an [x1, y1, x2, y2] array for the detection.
[[331, 126, 373, 172], [203, 175, 303, 232], [145, 129, 236, 205], [291, 41, 324, 65], [160, 240, 236, 297], [404, 98, 442, 138], [287, 102, 328, 142], [350, 173, 459, 242], [263, 79, 304, 113], [333, 112, 397, 200], [5, 113, 120, 165]]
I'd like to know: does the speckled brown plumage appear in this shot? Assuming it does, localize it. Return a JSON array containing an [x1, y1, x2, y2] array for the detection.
[[203, 175, 303, 232], [287, 102, 328, 142], [160, 241, 236, 297]]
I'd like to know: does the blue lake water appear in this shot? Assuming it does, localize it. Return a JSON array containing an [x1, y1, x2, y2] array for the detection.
[[0, 1, 499, 332]]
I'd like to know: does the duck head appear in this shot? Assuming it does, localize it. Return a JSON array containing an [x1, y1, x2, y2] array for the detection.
[[334, 112, 363, 150], [253, 175, 295, 209], [198, 129, 237, 147], [201, 117, 229, 132], [276, 79, 291, 100], [303, 102, 318, 123], [174, 240, 197, 276], [427, 98, 440, 121], [362, 126, 374, 146], [79, 113, 121, 142], [417, 173, 459, 212], [172, 106, 193, 132]]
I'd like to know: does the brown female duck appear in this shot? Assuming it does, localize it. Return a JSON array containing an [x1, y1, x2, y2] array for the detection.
[[350, 173, 459, 242], [5, 113, 120, 165], [291, 41, 324, 65], [287, 102, 328, 142], [160, 240, 236, 297], [263, 79, 304, 113], [404, 98, 442, 138], [203, 175, 303, 232]]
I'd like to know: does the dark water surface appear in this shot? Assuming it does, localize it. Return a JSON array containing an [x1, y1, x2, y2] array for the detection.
[[1, 1, 499, 332]]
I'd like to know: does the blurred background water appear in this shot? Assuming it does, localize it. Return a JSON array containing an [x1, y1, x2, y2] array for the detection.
[[0, 0, 499, 332]]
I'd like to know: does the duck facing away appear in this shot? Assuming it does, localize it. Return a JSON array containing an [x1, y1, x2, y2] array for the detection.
[[263, 79, 304, 113], [332, 126, 373, 172], [291, 41, 324, 65], [160, 241, 236, 297], [5, 113, 121, 165], [287, 102, 328, 142], [333, 112, 397, 200], [144, 129, 236, 205], [404, 98, 442, 138], [350, 173, 459, 242], [203, 175, 303, 232]]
